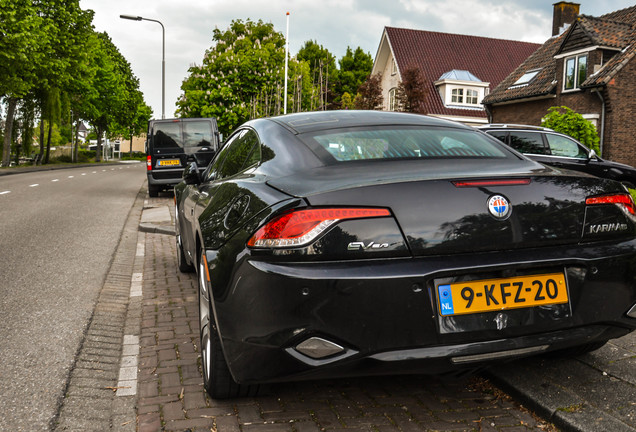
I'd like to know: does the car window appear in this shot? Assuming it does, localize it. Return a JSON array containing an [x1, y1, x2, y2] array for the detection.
[[508, 132, 546, 155], [183, 121, 213, 147], [487, 131, 508, 144], [204, 133, 238, 182], [152, 122, 180, 149], [306, 127, 508, 162], [546, 134, 588, 158], [217, 129, 260, 179]]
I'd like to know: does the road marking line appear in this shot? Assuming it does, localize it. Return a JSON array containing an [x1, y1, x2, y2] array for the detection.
[[130, 273, 143, 297], [0, 191, 10, 195], [30, 184, 39, 187], [52, 179, 59, 182], [68, 176, 74, 178], [136, 240, 145, 257], [116, 335, 139, 397], [82, 173, 87, 176]]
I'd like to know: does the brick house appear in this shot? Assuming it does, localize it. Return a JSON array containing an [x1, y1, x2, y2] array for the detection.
[[371, 27, 540, 125], [483, 2, 636, 166]]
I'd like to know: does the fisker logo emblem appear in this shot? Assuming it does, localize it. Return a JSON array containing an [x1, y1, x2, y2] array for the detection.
[[348, 241, 389, 251], [488, 195, 511, 219]]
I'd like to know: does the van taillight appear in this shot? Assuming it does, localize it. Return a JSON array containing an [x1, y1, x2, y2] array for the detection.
[[146, 155, 152, 171]]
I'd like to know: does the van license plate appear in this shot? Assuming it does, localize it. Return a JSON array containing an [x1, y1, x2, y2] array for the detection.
[[158, 159, 180, 166], [437, 272, 568, 316]]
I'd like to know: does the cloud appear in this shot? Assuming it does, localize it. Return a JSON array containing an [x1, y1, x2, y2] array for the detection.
[[80, 0, 635, 120]]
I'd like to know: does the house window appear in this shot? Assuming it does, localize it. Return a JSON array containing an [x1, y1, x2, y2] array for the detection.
[[389, 88, 397, 111], [511, 69, 541, 87], [391, 58, 397, 75], [466, 89, 478, 104], [564, 54, 587, 91], [451, 88, 463, 103]]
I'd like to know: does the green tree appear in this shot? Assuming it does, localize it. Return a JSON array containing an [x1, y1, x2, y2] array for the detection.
[[296, 40, 337, 110], [0, 0, 47, 167], [541, 106, 600, 154], [336, 47, 373, 103], [177, 19, 287, 137]]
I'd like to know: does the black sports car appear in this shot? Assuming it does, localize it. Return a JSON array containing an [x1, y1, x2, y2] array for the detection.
[[174, 111, 636, 399]]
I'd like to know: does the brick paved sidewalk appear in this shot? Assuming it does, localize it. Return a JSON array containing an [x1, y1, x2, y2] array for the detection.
[[136, 216, 557, 432]]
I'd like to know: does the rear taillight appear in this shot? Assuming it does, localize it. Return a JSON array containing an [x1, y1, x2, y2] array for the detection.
[[146, 155, 152, 171], [247, 207, 391, 248], [586, 193, 636, 215]]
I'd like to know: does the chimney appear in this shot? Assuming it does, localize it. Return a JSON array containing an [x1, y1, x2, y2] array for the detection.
[[553, 2, 580, 36]]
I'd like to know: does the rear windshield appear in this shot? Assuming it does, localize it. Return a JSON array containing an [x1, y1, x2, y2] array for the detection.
[[152, 120, 213, 149], [183, 121, 213, 147], [304, 127, 509, 162], [153, 122, 180, 149]]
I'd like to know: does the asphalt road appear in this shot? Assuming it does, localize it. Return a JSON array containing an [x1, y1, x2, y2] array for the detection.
[[0, 163, 145, 431]]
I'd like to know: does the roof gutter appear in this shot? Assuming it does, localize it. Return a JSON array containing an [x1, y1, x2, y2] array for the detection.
[[592, 88, 606, 157]]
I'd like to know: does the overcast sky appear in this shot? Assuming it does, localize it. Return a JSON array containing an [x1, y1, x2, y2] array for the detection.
[[79, 0, 635, 120]]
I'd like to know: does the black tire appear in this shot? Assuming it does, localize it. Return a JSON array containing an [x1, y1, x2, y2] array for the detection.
[[148, 185, 160, 197], [176, 235, 195, 273], [198, 252, 259, 399]]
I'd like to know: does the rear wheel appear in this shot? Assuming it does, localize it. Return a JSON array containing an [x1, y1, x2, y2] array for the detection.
[[198, 252, 259, 399], [176, 235, 195, 273]]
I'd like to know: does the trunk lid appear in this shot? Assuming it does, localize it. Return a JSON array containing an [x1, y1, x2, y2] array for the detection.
[[268, 160, 632, 255]]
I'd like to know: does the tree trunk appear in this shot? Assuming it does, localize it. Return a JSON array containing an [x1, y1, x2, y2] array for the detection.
[[44, 119, 53, 164], [37, 118, 45, 165], [1, 97, 17, 168]]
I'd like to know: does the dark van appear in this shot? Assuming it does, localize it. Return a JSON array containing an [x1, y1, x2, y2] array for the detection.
[[146, 118, 220, 197]]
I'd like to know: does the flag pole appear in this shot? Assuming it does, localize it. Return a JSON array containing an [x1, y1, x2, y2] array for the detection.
[[284, 12, 290, 114]]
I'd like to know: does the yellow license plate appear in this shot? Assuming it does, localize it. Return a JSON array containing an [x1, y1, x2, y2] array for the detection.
[[158, 159, 180, 166], [437, 272, 568, 316]]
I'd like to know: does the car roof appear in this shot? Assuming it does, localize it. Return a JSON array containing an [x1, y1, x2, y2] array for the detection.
[[478, 124, 554, 132], [264, 110, 472, 134]]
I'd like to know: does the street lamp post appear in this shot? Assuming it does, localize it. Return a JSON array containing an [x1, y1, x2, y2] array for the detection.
[[120, 14, 165, 119]]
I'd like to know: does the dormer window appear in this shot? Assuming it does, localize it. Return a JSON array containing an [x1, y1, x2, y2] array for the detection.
[[434, 70, 490, 109], [564, 54, 587, 91]]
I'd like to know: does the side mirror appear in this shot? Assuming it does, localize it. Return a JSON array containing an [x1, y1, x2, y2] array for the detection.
[[588, 149, 599, 160], [183, 161, 201, 185]]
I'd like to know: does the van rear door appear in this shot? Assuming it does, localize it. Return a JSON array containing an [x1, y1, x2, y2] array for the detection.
[[182, 119, 218, 168]]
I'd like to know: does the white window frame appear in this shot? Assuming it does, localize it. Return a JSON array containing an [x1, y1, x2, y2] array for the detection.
[[391, 58, 397, 75], [563, 53, 588, 92], [451, 88, 464, 104], [388, 88, 397, 111], [465, 89, 478, 105]]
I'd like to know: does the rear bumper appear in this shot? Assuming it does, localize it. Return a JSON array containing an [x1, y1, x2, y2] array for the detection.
[[207, 240, 636, 384]]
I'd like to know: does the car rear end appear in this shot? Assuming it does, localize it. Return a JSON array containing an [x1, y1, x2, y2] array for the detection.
[[207, 117, 636, 384], [146, 118, 219, 196]]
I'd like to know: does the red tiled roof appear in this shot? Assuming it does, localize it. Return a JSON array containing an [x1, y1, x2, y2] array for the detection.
[[577, 14, 634, 48], [385, 27, 541, 118]]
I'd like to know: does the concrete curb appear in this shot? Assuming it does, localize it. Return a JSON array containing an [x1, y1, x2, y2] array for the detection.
[[487, 352, 636, 432], [138, 223, 175, 236], [53, 184, 147, 432]]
